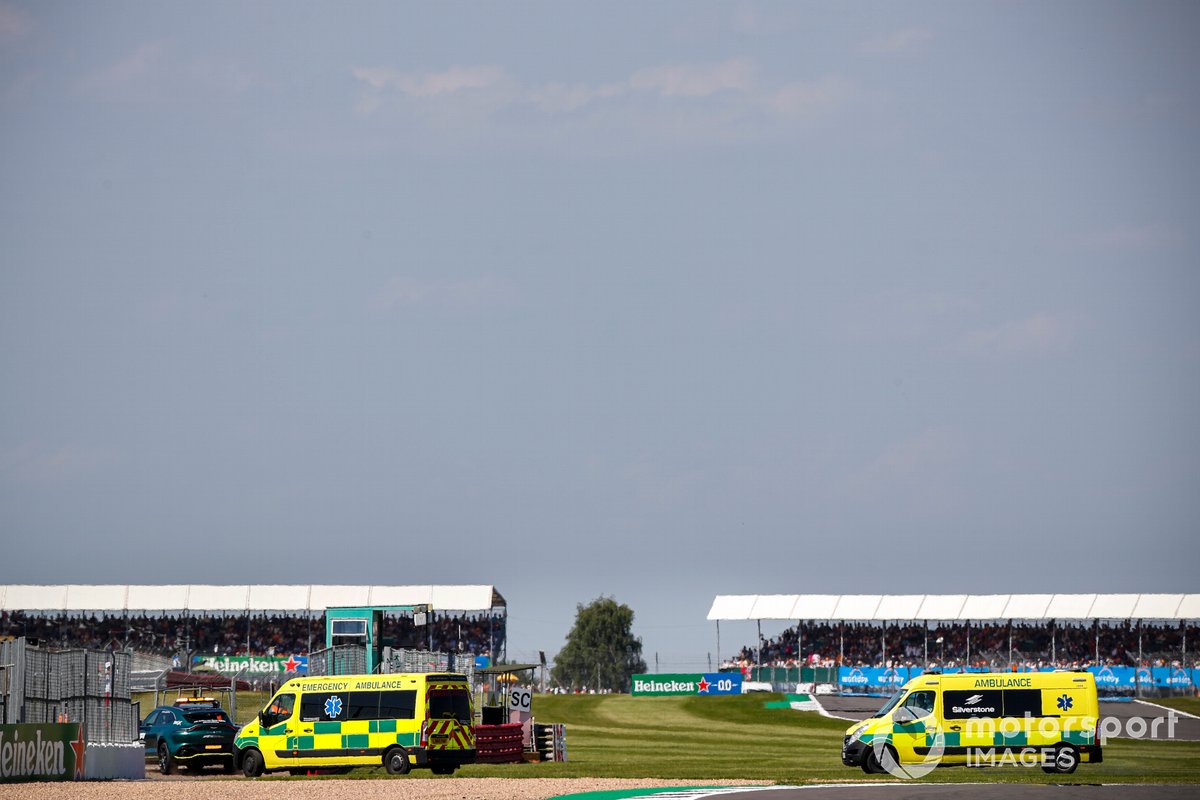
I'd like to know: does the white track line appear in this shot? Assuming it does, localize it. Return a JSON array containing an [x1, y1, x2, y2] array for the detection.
[[808, 696, 862, 722], [1132, 699, 1200, 720]]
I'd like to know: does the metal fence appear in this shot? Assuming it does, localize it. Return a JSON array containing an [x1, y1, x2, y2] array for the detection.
[[308, 644, 368, 676], [382, 648, 475, 684], [0, 637, 139, 742], [307, 645, 474, 683]]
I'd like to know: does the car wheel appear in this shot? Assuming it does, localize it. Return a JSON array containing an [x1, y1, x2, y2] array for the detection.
[[860, 745, 886, 775], [1046, 744, 1079, 775], [157, 743, 175, 775], [384, 746, 410, 775], [241, 748, 265, 778], [222, 758, 235, 774]]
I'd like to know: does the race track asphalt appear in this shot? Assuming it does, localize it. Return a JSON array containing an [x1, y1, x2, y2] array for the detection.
[[712, 784, 1198, 800]]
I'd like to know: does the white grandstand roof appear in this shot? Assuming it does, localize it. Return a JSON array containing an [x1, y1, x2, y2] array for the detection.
[[750, 595, 801, 619], [875, 595, 925, 621], [792, 594, 841, 619], [1132, 594, 1185, 619], [0, 584, 505, 612], [66, 584, 128, 610], [1178, 595, 1200, 619], [1044, 594, 1097, 619], [706, 595, 758, 620], [960, 594, 1011, 620], [917, 595, 968, 619], [706, 593, 1200, 621], [1003, 594, 1053, 619], [1089, 593, 1139, 619], [833, 595, 882, 619]]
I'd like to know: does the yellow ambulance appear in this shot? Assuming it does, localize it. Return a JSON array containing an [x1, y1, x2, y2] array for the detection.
[[841, 670, 1101, 776], [234, 673, 475, 777]]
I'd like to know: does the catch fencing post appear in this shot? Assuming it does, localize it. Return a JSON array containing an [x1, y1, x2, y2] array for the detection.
[[1008, 620, 1013, 670], [756, 620, 762, 671], [1136, 620, 1143, 698]]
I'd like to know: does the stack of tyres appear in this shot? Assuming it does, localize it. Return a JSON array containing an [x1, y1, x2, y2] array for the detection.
[[532, 723, 567, 762]]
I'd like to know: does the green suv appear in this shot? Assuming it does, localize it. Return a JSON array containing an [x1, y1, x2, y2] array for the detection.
[[140, 700, 238, 774]]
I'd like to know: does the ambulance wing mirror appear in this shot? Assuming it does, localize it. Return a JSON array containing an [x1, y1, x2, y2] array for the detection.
[[893, 707, 916, 724]]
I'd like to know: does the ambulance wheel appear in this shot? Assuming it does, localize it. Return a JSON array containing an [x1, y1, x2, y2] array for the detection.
[[1042, 744, 1079, 775], [157, 743, 175, 775], [861, 745, 890, 775], [384, 747, 411, 775], [241, 748, 265, 778]]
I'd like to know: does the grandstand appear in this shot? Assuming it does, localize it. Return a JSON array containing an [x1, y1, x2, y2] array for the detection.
[[708, 594, 1199, 682], [0, 584, 507, 664]]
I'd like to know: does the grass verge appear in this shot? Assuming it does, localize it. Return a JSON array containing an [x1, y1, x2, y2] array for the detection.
[[137, 690, 1200, 784]]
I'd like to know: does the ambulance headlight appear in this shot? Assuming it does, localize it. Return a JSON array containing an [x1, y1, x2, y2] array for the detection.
[[848, 724, 867, 742]]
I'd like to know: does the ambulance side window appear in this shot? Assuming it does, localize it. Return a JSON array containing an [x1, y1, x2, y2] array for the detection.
[[270, 695, 295, 719], [266, 694, 295, 723], [903, 691, 935, 716], [301, 694, 333, 722], [347, 691, 381, 720], [379, 690, 417, 720]]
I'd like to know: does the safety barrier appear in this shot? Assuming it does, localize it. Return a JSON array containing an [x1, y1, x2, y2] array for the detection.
[[83, 743, 143, 780], [836, 665, 1200, 697], [474, 722, 524, 763], [533, 722, 567, 762], [750, 666, 839, 685]]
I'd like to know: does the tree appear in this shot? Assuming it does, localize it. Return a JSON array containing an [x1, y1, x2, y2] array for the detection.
[[552, 597, 647, 693]]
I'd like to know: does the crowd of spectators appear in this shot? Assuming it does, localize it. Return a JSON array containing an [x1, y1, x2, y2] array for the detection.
[[0, 609, 505, 659], [730, 620, 1200, 670]]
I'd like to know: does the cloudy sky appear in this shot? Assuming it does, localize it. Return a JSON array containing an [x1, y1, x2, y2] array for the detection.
[[2, 1, 1197, 670]]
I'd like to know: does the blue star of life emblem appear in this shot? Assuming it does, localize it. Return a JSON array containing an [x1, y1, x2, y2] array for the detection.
[[325, 695, 343, 718], [1056, 694, 1073, 711]]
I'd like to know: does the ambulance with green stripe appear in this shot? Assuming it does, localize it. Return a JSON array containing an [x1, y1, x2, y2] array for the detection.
[[235, 673, 475, 777], [841, 671, 1101, 775]]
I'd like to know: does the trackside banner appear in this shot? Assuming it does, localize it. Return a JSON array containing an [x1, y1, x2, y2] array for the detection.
[[0, 724, 84, 782], [837, 665, 1200, 689], [194, 654, 308, 675], [631, 673, 742, 696]]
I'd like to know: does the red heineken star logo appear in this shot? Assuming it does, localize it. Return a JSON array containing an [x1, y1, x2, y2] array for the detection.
[[70, 725, 87, 780], [696, 677, 710, 693], [284, 655, 300, 672]]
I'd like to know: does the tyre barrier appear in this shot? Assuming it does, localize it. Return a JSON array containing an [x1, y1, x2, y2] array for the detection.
[[474, 723, 524, 763], [533, 722, 568, 762]]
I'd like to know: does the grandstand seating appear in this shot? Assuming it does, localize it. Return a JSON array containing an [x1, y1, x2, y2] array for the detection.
[[729, 620, 1200, 670], [0, 609, 504, 660]]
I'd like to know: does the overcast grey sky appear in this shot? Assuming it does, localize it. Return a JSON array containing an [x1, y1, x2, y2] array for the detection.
[[2, 1, 1197, 670]]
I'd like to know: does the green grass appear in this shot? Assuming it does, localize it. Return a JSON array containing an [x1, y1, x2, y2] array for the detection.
[[439, 692, 1200, 785], [140, 690, 1200, 784], [1144, 696, 1200, 718]]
